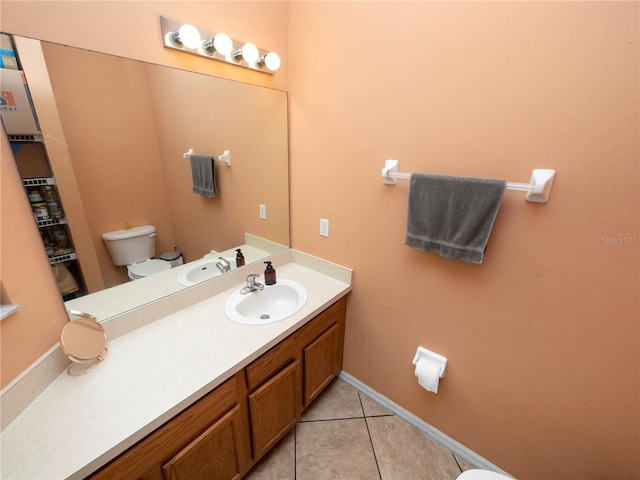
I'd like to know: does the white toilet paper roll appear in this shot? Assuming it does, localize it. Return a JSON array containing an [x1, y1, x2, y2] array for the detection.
[[414, 358, 441, 393]]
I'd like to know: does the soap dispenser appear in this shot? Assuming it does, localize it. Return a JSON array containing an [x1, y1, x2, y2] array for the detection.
[[235, 248, 245, 268], [264, 261, 276, 285]]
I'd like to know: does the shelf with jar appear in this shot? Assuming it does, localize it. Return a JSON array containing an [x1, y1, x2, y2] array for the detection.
[[25, 178, 64, 222], [25, 179, 77, 263], [40, 222, 76, 263]]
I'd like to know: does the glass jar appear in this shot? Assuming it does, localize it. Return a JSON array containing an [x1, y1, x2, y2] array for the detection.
[[32, 202, 49, 221], [42, 186, 58, 202], [42, 186, 63, 218], [28, 189, 43, 203], [50, 226, 69, 247], [47, 200, 63, 218]]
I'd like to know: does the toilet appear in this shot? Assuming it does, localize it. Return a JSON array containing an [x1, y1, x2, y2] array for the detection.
[[457, 469, 513, 480], [102, 225, 171, 280]]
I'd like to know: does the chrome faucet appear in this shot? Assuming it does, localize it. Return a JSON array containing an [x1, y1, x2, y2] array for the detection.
[[216, 257, 231, 273], [240, 274, 264, 294]]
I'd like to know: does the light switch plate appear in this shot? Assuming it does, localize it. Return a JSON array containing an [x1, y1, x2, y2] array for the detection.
[[320, 218, 329, 237]]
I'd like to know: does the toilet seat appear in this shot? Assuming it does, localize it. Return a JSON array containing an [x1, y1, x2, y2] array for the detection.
[[457, 469, 512, 480], [127, 259, 171, 280]]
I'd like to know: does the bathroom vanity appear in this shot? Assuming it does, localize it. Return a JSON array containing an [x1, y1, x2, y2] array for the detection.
[[0, 251, 352, 479], [89, 297, 346, 479]]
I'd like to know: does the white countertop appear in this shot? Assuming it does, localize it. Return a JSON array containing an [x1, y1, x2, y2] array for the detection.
[[0, 260, 351, 479]]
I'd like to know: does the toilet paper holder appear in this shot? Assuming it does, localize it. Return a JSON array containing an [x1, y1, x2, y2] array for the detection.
[[412, 346, 447, 378]]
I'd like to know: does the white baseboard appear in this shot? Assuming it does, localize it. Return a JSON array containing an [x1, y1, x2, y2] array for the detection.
[[338, 371, 514, 479]]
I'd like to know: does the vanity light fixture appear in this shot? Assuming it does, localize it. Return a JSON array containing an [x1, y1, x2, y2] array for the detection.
[[160, 16, 281, 74]]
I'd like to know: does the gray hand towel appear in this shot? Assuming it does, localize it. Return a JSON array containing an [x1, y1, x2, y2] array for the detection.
[[406, 173, 506, 264], [190, 154, 217, 197]]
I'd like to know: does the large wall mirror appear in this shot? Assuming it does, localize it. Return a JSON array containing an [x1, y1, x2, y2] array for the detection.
[[7, 36, 289, 322]]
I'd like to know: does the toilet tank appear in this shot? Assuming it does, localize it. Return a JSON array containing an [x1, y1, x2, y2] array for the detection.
[[102, 225, 157, 266]]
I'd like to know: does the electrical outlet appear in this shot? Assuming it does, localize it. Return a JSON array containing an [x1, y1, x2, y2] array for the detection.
[[259, 204, 267, 220], [320, 218, 330, 237]]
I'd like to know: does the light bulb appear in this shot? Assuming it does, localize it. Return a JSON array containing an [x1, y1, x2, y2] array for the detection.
[[264, 52, 281, 71], [213, 33, 233, 56], [177, 24, 201, 49], [241, 43, 259, 63]]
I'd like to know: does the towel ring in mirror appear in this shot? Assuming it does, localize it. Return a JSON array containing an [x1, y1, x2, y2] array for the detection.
[[60, 310, 108, 376]]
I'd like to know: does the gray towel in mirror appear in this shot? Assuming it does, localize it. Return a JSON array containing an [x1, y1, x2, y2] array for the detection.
[[190, 154, 217, 197], [406, 173, 506, 264]]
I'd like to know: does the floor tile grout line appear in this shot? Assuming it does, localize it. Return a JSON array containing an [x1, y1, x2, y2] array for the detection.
[[299, 415, 365, 423], [298, 412, 394, 425], [452, 452, 464, 473], [359, 392, 383, 480]]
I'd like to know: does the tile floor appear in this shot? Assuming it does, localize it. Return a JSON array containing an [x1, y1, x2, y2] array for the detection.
[[245, 377, 476, 480]]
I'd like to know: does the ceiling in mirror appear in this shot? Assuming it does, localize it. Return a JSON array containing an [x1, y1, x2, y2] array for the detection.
[[8, 36, 289, 321]]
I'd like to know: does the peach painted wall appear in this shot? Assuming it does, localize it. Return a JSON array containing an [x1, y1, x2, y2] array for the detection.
[[0, 1, 289, 388], [288, 2, 638, 480], [1, 1, 288, 91]]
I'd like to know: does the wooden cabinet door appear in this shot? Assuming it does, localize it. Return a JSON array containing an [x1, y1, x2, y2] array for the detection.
[[303, 323, 341, 407], [248, 360, 301, 461], [161, 405, 242, 480], [89, 376, 244, 480]]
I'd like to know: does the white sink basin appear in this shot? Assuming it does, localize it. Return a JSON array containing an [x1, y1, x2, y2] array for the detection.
[[177, 258, 234, 287], [225, 279, 308, 325]]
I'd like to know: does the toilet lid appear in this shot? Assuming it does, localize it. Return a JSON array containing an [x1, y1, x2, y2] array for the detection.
[[129, 259, 171, 278], [457, 469, 513, 480]]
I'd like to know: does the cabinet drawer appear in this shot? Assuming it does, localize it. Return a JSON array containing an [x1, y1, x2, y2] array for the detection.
[[245, 332, 298, 392], [300, 300, 342, 342]]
